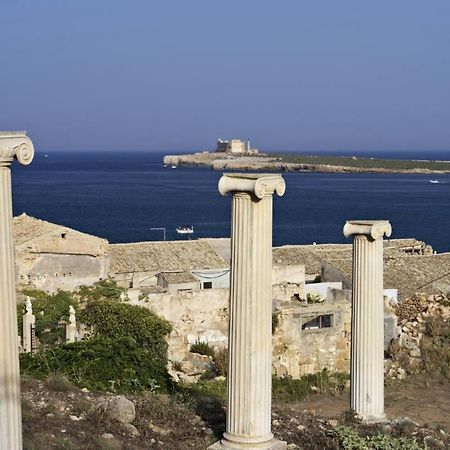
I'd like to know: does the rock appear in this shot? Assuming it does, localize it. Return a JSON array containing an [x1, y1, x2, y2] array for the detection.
[[96, 395, 136, 424], [296, 424, 306, 431], [69, 415, 81, 421], [81, 387, 89, 393], [287, 444, 299, 449], [122, 423, 140, 437], [102, 433, 114, 440], [328, 419, 338, 427], [148, 422, 171, 436], [409, 347, 421, 358], [181, 353, 213, 376]]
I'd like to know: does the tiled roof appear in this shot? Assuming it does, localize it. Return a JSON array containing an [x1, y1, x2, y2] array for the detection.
[[109, 240, 228, 274], [325, 253, 450, 300], [13, 214, 108, 256], [160, 271, 198, 284], [272, 238, 428, 275]]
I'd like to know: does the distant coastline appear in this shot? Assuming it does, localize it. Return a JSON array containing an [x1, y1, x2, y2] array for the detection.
[[163, 152, 450, 174]]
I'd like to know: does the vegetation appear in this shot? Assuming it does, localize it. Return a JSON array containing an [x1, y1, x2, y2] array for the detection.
[[76, 279, 126, 303], [420, 315, 450, 378], [20, 289, 79, 346], [273, 152, 450, 172], [19, 284, 173, 393], [272, 370, 348, 402], [189, 340, 216, 358], [335, 426, 425, 450]]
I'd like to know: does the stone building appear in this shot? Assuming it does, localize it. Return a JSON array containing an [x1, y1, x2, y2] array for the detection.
[[322, 252, 450, 301], [109, 240, 230, 291], [273, 238, 432, 282], [215, 138, 258, 154], [14, 214, 109, 292]]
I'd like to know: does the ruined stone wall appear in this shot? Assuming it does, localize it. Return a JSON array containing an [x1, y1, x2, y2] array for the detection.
[[128, 281, 351, 379], [272, 292, 351, 378]]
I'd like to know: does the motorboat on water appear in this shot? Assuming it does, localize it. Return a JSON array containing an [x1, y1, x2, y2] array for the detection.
[[176, 225, 194, 234], [429, 179, 440, 184]]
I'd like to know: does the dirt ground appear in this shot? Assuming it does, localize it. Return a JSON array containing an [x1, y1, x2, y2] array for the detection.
[[289, 374, 450, 432], [21, 374, 450, 450]]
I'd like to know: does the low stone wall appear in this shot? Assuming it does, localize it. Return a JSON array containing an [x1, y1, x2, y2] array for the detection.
[[128, 284, 352, 380]]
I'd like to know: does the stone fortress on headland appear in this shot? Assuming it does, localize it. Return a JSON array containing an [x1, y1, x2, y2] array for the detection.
[[215, 138, 259, 155]]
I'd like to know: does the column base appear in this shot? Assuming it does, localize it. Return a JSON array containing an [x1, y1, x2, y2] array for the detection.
[[208, 438, 286, 449], [358, 413, 387, 424]]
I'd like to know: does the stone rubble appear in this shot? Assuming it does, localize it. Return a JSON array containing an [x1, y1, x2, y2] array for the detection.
[[385, 293, 450, 379]]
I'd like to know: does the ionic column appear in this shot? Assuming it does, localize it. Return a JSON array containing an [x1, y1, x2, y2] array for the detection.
[[0, 131, 34, 450], [210, 174, 286, 450], [343, 220, 392, 423]]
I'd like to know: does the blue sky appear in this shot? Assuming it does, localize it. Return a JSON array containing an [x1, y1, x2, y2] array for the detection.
[[1, 1, 449, 152]]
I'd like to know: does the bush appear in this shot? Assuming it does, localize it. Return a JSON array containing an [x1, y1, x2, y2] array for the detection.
[[335, 426, 425, 450], [45, 374, 74, 392], [189, 340, 215, 358], [272, 370, 348, 403], [420, 316, 450, 378], [20, 289, 78, 345], [77, 279, 126, 303], [21, 336, 171, 393], [213, 348, 228, 377], [21, 299, 172, 393]]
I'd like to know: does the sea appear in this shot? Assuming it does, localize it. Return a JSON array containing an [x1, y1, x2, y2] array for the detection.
[[11, 150, 450, 253]]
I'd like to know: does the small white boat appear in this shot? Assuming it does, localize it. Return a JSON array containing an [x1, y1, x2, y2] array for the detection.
[[429, 179, 439, 184], [171, 165, 177, 169], [176, 225, 194, 234]]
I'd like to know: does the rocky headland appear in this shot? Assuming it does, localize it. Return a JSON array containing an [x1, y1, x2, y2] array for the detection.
[[163, 152, 450, 174]]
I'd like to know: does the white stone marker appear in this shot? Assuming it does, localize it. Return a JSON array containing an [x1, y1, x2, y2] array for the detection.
[[22, 297, 36, 353], [343, 220, 392, 422], [209, 174, 286, 450], [66, 305, 77, 343], [0, 131, 34, 450]]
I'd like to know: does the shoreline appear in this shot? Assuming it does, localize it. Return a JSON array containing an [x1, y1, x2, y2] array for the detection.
[[163, 152, 450, 175]]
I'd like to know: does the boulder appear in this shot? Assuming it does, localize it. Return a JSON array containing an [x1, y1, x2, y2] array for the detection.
[[96, 395, 136, 424]]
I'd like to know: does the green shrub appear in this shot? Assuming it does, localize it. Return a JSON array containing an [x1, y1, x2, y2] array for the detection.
[[21, 336, 170, 393], [189, 340, 215, 358], [334, 426, 425, 450], [20, 289, 78, 345], [272, 370, 348, 403], [77, 279, 126, 302], [21, 299, 172, 393], [79, 300, 171, 347], [45, 374, 74, 392]]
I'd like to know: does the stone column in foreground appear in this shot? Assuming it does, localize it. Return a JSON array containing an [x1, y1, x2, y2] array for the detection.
[[343, 220, 392, 422], [0, 131, 34, 450], [209, 174, 286, 450]]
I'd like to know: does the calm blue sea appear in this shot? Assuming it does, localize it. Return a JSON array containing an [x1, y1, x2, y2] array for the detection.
[[11, 151, 450, 253]]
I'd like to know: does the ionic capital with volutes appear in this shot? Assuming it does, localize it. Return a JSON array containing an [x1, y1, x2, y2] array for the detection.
[[218, 173, 286, 199], [343, 220, 392, 241], [0, 131, 35, 167]]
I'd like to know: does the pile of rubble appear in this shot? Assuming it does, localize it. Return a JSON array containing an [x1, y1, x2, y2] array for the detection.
[[385, 293, 450, 379]]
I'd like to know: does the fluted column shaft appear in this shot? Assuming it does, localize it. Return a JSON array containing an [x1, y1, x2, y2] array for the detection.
[[0, 163, 23, 450], [344, 220, 391, 423], [0, 131, 34, 450], [210, 173, 286, 450], [226, 192, 273, 443]]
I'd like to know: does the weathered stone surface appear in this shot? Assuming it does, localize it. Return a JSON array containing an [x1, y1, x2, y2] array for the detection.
[[96, 396, 136, 424], [344, 220, 391, 423]]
